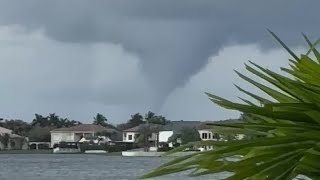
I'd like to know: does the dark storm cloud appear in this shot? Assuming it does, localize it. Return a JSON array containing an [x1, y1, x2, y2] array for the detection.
[[0, 0, 319, 111]]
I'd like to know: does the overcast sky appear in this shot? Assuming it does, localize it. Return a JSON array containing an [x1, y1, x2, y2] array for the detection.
[[0, 0, 319, 124]]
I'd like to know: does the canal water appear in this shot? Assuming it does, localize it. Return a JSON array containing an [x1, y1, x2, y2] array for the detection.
[[0, 154, 227, 180]]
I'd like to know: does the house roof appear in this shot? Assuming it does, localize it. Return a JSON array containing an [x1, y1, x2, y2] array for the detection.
[[9, 133, 24, 138], [160, 121, 203, 133], [160, 119, 242, 132], [0, 126, 13, 134], [197, 119, 242, 130], [51, 124, 116, 133], [0, 126, 26, 139], [123, 126, 140, 132], [123, 124, 163, 132]]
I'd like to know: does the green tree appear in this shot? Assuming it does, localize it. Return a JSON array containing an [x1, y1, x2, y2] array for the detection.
[[144, 111, 155, 122], [1, 119, 32, 136], [31, 113, 80, 128], [93, 113, 108, 127], [128, 113, 144, 127], [0, 133, 10, 149], [145, 111, 168, 125], [180, 127, 201, 144], [143, 32, 320, 179], [27, 126, 52, 142], [135, 124, 162, 151], [48, 113, 60, 127], [32, 114, 49, 127]]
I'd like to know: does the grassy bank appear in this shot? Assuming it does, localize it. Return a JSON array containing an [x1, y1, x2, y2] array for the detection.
[[0, 150, 52, 154]]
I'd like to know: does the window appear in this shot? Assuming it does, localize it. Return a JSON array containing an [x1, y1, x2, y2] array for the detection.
[[208, 133, 211, 139], [128, 135, 133, 140], [202, 133, 208, 139]]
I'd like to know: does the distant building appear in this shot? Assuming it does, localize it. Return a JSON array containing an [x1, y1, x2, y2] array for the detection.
[[198, 128, 215, 141], [158, 121, 203, 147], [158, 119, 244, 148], [122, 126, 140, 143], [122, 124, 160, 144], [0, 126, 29, 150], [122, 124, 162, 151], [205, 119, 245, 141], [50, 124, 117, 147]]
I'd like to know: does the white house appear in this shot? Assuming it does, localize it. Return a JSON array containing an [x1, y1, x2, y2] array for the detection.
[[122, 124, 162, 150], [198, 129, 214, 141], [50, 124, 116, 147], [158, 121, 203, 147], [158, 131, 174, 143], [122, 126, 140, 143], [158, 120, 244, 149]]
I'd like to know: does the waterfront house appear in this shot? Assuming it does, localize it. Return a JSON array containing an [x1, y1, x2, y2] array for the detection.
[[0, 126, 29, 150], [122, 126, 140, 143], [205, 119, 245, 141], [158, 121, 203, 147], [197, 125, 215, 141], [122, 124, 161, 143], [50, 124, 116, 148], [122, 124, 162, 151], [158, 119, 244, 148]]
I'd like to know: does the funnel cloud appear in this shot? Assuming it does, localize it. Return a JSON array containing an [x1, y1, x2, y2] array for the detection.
[[0, 0, 319, 122]]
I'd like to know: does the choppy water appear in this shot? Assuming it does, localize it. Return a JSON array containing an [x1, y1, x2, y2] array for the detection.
[[0, 154, 226, 180]]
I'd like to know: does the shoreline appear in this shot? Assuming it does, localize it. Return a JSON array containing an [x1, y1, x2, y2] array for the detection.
[[0, 150, 52, 154], [0, 150, 124, 156]]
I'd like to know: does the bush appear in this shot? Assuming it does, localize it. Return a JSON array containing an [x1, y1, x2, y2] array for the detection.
[[79, 142, 136, 153], [158, 147, 173, 152], [58, 141, 78, 149]]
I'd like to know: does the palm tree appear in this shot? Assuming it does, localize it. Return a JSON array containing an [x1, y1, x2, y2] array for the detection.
[[142, 32, 320, 179], [48, 113, 60, 127], [144, 111, 155, 123], [144, 111, 167, 125], [129, 113, 144, 126], [31, 114, 48, 127], [93, 113, 108, 127]]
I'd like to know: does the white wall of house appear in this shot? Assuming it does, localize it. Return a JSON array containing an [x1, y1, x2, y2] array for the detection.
[[51, 132, 75, 147], [51, 131, 97, 147], [158, 131, 173, 142], [198, 130, 214, 141], [122, 132, 138, 142], [79, 136, 112, 144]]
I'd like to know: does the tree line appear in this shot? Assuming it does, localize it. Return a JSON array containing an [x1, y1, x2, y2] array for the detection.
[[0, 111, 168, 142]]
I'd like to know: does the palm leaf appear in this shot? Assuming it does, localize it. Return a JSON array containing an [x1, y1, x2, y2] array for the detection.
[[142, 32, 320, 179]]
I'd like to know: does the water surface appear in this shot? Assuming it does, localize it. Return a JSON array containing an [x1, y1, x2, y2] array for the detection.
[[0, 154, 227, 180]]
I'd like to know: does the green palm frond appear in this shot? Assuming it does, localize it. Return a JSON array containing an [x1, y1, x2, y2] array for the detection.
[[142, 32, 320, 179]]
